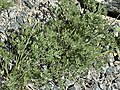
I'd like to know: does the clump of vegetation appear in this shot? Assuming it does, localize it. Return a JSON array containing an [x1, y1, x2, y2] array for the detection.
[[0, 0, 117, 89], [0, 0, 14, 10]]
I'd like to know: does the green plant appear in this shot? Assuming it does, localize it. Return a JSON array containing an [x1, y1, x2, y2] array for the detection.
[[0, 0, 14, 10], [0, 0, 117, 89]]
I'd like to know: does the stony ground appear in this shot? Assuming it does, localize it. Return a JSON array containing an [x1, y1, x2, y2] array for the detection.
[[0, 0, 120, 90]]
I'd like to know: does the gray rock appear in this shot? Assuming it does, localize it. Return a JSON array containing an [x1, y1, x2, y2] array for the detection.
[[96, 0, 120, 15], [16, 16, 24, 25], [23, 0, 34, 9], [0, 76, 5, 85], [74, 83, 81, 90], [67, 84, 76, 90], [65, 79, 74, 89], [99, 83, 106, 90], [7, 20, 21, 30], [105, 66, 115, 75], [93, 82, 101, 90], [116, 81, 120, 89], [53, 85, 59, 90]]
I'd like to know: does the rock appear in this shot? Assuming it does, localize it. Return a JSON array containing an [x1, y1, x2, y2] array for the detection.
[[105, 66, 115, 75], [26, 83, 36, 90], [99, 82, 106, 90], [10, 22, 21, 30], [52, 85, 59, 90], [116, 81, 120, 89], [78, 0, 120, 19], [23, 0, 34, 9], [106, 0, 120, 13], [74, 83, 81, 90], [16, 16, 24, 25], [107, 53, 114, 66], [93, 82, 101, 90], [67, 84, 76, 90], [96, 0, 120, 19], [65, 79, 75, 90]]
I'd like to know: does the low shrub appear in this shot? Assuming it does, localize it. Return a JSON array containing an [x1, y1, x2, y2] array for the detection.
[[0, 0, 117, 89]]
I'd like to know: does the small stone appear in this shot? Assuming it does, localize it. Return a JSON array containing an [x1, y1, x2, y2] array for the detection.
[[94, 82, 101, 90], [74, 83, 81, 90], [116, 82, 120, 89], [67, 84, 75, 90], [53, 85, 59, 90], [16, 16, 24, 25], [65, 79, 75, 90], [105, 66, 115, 75], [23, 0, 34, 9]]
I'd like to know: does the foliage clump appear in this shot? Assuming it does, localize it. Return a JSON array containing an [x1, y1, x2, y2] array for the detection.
[[0, 0, 13, 10], [0, 0, 117, 89]]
